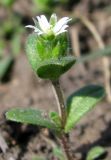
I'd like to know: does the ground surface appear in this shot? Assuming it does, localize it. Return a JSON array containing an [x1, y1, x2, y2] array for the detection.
[[0, 0, 111, 160]]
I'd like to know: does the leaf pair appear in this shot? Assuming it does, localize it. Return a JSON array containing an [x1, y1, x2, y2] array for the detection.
[[26, 34, 76, 80], [6, 85, 105, 133]]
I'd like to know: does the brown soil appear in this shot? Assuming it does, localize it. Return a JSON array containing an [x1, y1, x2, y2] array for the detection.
[[0, 0, 111, 160]]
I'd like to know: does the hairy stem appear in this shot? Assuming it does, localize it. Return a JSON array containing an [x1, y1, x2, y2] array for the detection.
[[60, 134, 75, 160], [51, 79, 76, 160], [51, 80, 66, 127]]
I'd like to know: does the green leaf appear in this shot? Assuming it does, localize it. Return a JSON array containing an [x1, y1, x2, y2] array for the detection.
[[86, 146, 105, 160], [0, 56, 13, 80], [37, 56, 76, 80], [6, 108, 58, 131], [65, 85, 105, 133], [26, 34, 41, 72]]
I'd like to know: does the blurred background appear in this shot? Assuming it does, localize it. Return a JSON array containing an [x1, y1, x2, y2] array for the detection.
[[1, 0, 111, 159]]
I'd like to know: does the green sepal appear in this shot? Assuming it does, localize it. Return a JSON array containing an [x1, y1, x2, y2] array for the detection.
[[49, 14, 57, 26], [6, 108, 59, 131], [26, 34, 40, 72], [65, 85, 105, 133], [26, 34, 76, 80]]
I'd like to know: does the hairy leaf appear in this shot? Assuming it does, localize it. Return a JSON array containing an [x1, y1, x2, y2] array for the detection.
[[6, 108, 58, 131], [37, 57, 75, 80], [65, 85, 105, 133]]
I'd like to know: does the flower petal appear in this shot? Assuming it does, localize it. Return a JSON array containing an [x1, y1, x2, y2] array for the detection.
[[41, 15, 50, 28], [25, 25, 38, 31], [37, 15, 50, 33], [25, 25, 43, 34], [26, 14, 72, 37], [55, 25, 69, 35], [53, 17, 71, 33], [56, 30, 67, 35], [32, 18, 39, 28]]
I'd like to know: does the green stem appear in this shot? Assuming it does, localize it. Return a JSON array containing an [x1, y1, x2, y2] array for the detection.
[[51, 80, 66, 127], [51, 79, 76, 160]]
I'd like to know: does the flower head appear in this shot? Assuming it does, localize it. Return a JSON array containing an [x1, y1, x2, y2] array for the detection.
[[26, 13, 72, 37]]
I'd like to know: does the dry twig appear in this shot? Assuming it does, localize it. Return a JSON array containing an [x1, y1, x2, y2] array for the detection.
[[70, 25, 86, 74]]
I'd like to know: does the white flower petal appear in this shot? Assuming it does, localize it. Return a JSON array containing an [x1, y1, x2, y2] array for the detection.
[[40, 15, 50, 28], [25, 25, 43, 34], [36, 16, 44, 31], [55, 25, 69, 35], [53, 17, 71, 33], [54, 25, 68, 35], [25, 25, 37, 29], [32, 18, 39, 28], [62, 24, 69, 30], [26, 14, 72, 37], [36, 15, 50, 33], [56, 30, 67, 35], [38, 32, 43, 35], [25, 25, 39, 32]]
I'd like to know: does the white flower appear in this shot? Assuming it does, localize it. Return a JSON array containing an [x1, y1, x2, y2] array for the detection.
[[26, 13, 72, 36]]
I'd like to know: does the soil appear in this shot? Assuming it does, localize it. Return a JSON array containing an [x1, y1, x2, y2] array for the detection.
[[0, 0, 111, 160]]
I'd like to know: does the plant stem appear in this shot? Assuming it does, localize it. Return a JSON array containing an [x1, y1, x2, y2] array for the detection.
[[60, 134, 74, 160], [51, 79, 76, 160], [51, 80, 66, 127]]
